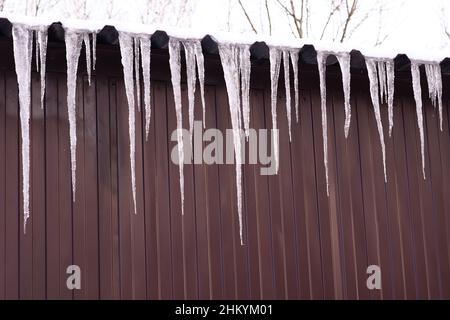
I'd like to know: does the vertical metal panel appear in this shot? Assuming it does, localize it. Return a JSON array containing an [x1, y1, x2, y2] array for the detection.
[[0, 47, 449, 300]]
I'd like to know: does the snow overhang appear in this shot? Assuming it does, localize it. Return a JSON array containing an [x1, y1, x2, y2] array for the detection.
[[0, 14, 449, 75]]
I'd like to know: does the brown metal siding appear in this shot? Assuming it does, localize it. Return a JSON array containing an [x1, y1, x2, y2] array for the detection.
[[0, 41, 449, 299]]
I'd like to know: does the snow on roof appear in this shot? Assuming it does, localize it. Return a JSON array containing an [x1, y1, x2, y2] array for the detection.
[[0, 14, 449, 70]]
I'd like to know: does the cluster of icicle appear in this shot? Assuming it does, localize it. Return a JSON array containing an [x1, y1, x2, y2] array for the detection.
[[167, 37, 206, 217], [10, 22, 446, 244], [118, 32, 153, 215], [217, 43, 251, 245]]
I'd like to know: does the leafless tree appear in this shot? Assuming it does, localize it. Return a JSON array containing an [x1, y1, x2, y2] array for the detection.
[[139, 0, 196, 27], [236, 0, 392, 45], [26, 0, 61, 16]]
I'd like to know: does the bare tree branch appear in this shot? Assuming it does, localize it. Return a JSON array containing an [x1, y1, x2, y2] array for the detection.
[[320, 0, 344, 40], [265, 0, 272, 35], [238, 0, 258, 34]]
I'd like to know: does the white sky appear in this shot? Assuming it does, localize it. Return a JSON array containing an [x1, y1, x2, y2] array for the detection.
[[3, 0, 450, 52]]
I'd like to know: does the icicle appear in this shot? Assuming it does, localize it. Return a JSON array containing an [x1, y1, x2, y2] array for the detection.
[[92, 32, 97, 70], [65, 29, 83, 199], [365, 58, 387, 182], [386, 60, 395, 136], [37, 27, 48, 110], [239, 45, 251, 138], [336, 52, 351, 138], [140, 36, 152, 139], [194, 41, 206, 128], [134, 37, 141, 111], [12, 24, 33, 232], [411, 62, 426, 179], [377, 61, 387, 104], [118, 32, 138, 214], [35, 30, 39, 72], [218, 43, 244, 245], [168, 38, 185, 216], [317, 51, 330, 196], [269, 47, 281, 174], [282, 50, 292, 141], [83, 34, 92, 85], [290, 50, 300, 122], [183, 40, 197, 144], [425, 63, 443, 131]]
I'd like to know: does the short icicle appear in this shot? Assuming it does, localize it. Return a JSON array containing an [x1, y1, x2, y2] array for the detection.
[[411, 61, 426, 179], [37, 27, 48, 109], [92, 32, 97, 70], [386, 59, 395, 136], [336, 52, 351, 138], [83, 33, 92, 85], [269, 47, 281, 174], [134, 37, 141, 111], [239, 45, 251, 138], [425, 63, 443, 131], [12, 24, 33, 232], [218, 43, 245, 245], [183, 40, 197, 144], [290, 50, 300, 122], [282, 50, 292, 141], [365, 57, 387, 182], [140, 36, 152, 139], [168, 38, 185, 216], [118, 32, 138, 214], [193, 41, 206, 128], [65, 29, 84, 199], [316, 51, 330, 195]]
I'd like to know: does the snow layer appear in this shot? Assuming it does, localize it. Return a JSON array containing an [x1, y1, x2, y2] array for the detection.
[[12, 24, 33, 232]]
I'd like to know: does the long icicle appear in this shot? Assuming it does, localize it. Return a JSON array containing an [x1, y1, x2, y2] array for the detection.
[[37, 27, 48, 109], [365, 57, 387, 182], [239, 45, 251, 138], [386, 59, 395, 136], [134, 37, 141, 111], [411, 61, 426, 179], [168, 38, 185, 216], [140, 36, 152, 139], [269, 47, 281, 174], [219, 43, 244, 245], [65, 29, 83, 199], [83, 33, 92, 85], [282, 50, 292, 141], [12, 24, 33, 232], [290, 50, 300, 122], [193, 41, 206, 128], [317, 51, 330, 195], [183, 40, 197, 145], [377, 60, 387, 104], [118, 32, 138, 214]]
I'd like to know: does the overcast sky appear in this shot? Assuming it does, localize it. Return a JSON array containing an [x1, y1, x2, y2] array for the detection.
[[2, 0, 449, 52]]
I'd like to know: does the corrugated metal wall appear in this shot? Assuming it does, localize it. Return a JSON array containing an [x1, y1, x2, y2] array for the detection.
[[0, 42, 449, 299]]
